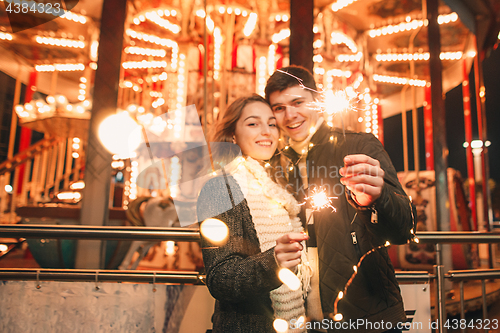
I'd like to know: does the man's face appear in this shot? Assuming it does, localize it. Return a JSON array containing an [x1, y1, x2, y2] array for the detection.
[[268, 85, 319, 142]]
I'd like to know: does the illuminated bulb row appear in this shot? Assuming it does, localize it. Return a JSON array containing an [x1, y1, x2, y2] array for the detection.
[[35, 36, 85, 48], [368, 13, 458, 38], [0, 32, 13, 40], [175, 54, 187, 113], [125, 46, 166, 57], [78, 76, 87, 101], [207, 6, 250, 16], [273, 13, 289, 22], [213, 28, 222, 80], [257, 56, 267, 96], [363, 102, 380, 135], [375, 51, 462, 62], [272, 29, 290, 44], [243, 12, 258, 37], [152, 72, 168, 82], [15, 95, 90, 119], [171, 47, 179, 70], [165, 241, 176, 255], [337, 52, 363, 62], [330, 32, 358, 53], [373, 74, 427, 87], [145, 12, 181, 34], [122, 60, 167, 69], [121, 80, 141, 92], [150, 91, 163, 98], [327, 68, 352, 78], [267, 44, 276, 76], [35, 63, 85, 72], [133, 8, 177, 25], [60, 10, 87, 24], [126, 104, 145, 114], [149, 115, 167, 133], [152, 97, 165, 109], [313, 39, 323, 49], [170, 156, 181, 198], [313, 54, 323, 63], [331, 0, 359, 12], [376, 52, 430, 62], [72, 137, 81, 159], [126, 29, 178, 48], [128, 161, 139, 201]]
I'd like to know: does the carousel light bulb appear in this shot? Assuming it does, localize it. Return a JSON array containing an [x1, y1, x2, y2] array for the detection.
[[353, 265, 357, 272], [385, 241, 391, 247], [278, 268, 301, 291], [200, 218, 229, 245], [338, 291, 344, 299], [273, 319, 288, 333], [165, 241, 176, 255], [98, 112, 142, 158], [0, 244, 7, 252]]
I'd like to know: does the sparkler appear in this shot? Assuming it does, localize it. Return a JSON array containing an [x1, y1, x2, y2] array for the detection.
[[305, 187, 337, 213]]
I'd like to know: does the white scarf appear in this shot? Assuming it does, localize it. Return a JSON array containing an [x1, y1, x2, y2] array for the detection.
[[229, 157, 310, 331]]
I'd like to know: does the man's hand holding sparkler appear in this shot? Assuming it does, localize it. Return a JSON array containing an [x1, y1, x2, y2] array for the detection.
[[339, 154, 385, 207], [274, 233, 309, 270]]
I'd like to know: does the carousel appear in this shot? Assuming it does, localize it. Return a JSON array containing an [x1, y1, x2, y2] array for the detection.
[[1, 0, 500, 324]]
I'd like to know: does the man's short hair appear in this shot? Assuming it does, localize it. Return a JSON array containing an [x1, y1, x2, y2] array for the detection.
[[265, 65, 318, 102]]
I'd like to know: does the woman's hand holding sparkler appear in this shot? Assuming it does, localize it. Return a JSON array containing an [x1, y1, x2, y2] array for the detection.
[[274, 232, 309, 270], [339, 154, 385, 207]]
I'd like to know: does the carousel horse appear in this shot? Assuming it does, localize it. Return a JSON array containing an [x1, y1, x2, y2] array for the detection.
[[119, 196, 180, 270]]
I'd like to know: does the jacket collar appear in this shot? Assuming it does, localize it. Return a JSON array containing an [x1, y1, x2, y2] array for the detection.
[[283, 120, 333, 164]]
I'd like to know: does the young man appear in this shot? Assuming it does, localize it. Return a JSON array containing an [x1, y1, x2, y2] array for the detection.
[[266, 66, 415, 333]]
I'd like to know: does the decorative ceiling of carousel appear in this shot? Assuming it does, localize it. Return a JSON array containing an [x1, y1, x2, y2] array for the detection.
[[0, 0, 499, 134]]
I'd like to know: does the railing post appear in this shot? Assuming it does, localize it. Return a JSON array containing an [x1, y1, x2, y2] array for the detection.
[[482, 280, 487, 333], [435, 243, 447, 333], [460, 280, 465, 333]]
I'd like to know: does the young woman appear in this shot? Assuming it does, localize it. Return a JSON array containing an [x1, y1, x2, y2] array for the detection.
[[197, 95, 310, 333]]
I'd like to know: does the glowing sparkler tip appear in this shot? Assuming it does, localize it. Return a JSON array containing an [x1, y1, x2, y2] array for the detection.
[[333, 313, 343, 321], [413, 237, 420, 243], [353, 265, 357, 272], [212, 171, 217, 176], [308, 188, 336, 212], [338, 291, 344, 299], [265, 162, 271, 168]]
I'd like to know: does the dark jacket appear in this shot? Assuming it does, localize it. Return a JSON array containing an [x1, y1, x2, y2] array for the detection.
[[197, 174, 282, 333], [284, 122, 415, 333]]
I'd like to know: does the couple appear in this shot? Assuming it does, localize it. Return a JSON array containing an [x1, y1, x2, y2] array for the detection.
[[197, 66, 415, 333]]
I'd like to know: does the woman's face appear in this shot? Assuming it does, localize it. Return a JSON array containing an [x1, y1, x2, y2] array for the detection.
[[234, 102, 279, 161]]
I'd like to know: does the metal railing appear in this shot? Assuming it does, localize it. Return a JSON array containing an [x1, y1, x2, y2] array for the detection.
[[2, 226, 500, 332]]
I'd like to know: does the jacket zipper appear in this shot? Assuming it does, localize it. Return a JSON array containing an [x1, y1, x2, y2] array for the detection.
[[351, 231, 362, 260]]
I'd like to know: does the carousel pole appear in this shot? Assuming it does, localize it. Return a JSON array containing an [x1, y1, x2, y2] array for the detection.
[[427, 0, 452, 330], [289, 0, 313, 71], [473, 35, 493, 267], [75, 0, 127, 269], [203, 0, 207, 137], [7, 72, 22, 223], [462, 58, 478, 231]]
